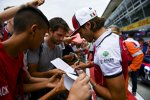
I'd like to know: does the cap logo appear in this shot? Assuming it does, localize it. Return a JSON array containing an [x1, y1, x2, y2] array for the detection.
[[90, 12, 96, 17], [71, 7, 97, 36], [89, 7, 92, 10]]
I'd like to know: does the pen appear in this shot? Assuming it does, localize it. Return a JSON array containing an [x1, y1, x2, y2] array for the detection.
[[77, 59, 80, 65], [72, 59, 80, 76], [74, 69, 79, 76]]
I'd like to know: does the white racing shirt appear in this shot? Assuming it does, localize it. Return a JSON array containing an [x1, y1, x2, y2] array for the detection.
[[93, 29, 122, 77]]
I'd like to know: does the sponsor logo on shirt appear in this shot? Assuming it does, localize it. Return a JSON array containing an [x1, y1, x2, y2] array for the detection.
[[0, 85, 9, 96], [100, 51, 111, 58], [102, 51, 109, 57], [100, 58, 114, 64]]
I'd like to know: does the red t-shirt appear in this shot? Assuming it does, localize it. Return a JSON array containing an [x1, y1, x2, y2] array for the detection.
[[0, 43, 26, 100]]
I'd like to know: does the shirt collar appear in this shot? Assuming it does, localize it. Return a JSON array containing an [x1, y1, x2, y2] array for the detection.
[[94, 29, 112, 47]]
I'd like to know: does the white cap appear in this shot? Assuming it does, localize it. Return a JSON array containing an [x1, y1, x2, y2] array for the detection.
[[71, 7, 97, 36]]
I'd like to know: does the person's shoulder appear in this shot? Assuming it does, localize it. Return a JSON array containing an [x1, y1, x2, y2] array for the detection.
[[103, 33, 119, 47], [111, 33, 120, 39]]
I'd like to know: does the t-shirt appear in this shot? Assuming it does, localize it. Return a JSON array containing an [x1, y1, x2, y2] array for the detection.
[[27, 41, 62, 72], [63, 44, 74, 56], [93, 29, 122, 77], [0, 43, 25, 100]]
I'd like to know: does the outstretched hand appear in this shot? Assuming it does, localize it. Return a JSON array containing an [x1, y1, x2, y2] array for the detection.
[[48, 69, 64, 77], [63, 36, 77, 43], [54, 75, 67, 93], [72, 61, 94, 69], [67, 73, 92, 100], [72, 61, 85, 69], [46, 73, 62, 88], [26, 0, 45, 7]]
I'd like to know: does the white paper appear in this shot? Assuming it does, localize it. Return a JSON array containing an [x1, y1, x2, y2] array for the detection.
[[64, 74, 74, 90], [51, 58, 75, 74], [51, 58, 78, 90], [66, 72, 78, 80]]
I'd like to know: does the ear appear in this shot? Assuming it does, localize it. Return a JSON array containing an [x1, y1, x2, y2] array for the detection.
[[30, 24, 38, 37], [48, 28, 52, 36]]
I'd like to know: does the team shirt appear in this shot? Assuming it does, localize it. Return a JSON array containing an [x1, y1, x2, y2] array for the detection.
[[93, 29, 122, 77]]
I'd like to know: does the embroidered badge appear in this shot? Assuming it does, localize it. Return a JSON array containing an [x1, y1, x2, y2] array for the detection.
[[102, 51, 109, 57]]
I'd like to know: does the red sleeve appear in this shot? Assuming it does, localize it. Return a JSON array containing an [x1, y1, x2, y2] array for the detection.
[[0, 62, 12, 100]]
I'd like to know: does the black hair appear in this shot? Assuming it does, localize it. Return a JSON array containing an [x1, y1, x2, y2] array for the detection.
[[13, 6, 49, 33], [48, 17, 69, 33]]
